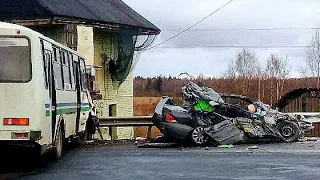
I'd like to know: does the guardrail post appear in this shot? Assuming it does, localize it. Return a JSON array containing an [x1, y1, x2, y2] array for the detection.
[[147, 126, 152, 140], [108, 126, 114, 140]]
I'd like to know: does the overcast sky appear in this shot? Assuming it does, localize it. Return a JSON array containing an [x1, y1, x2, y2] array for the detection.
[[123, 0, 320, 78]]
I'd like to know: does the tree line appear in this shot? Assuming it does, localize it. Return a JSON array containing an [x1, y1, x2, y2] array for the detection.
[[134, 31, 320, 105]]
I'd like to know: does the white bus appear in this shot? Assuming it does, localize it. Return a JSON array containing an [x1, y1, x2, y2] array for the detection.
[[0, 22, 96, 159]]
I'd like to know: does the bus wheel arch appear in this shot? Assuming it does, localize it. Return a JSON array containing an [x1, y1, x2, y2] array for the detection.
[[55, 116, 65, 141], [77, 114, 94, 145], [54, 117, 65, 159]]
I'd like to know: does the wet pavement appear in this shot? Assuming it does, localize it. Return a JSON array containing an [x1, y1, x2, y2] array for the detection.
[[2, 140, 320, 180]]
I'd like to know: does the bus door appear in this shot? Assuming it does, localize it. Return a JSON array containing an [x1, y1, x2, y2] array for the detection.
[[41, 39, 56, 143], [74, 59, 81, 135], [75, 58, 90, 135], [50, 48, 60, 142]]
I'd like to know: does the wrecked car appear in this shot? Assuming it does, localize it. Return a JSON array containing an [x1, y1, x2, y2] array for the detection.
[[152, 82, 313, 145]]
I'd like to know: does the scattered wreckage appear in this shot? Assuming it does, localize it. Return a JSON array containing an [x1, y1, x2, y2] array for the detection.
[[152, 82, 313, 146]]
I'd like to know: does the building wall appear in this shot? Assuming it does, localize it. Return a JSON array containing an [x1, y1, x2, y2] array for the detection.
[[283, 97, 320, 112], [91, 28, 134, 140], [77, 26, 94, 65], [32, 25, 67, 45]]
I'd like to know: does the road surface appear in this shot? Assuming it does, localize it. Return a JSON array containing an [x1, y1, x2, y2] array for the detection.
[[2, 141, 320, 180]]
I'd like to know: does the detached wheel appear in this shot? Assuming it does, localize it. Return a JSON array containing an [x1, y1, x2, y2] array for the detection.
[[190, 127, 208, 145], [277, 121, 300, 143], [54, 126, 64, 159]]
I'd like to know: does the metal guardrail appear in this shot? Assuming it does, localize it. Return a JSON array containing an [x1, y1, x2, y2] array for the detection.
[[99, 116, 153, 127], [98, 116, 154, 140]]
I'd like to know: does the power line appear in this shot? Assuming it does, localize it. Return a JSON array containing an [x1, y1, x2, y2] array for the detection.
[[144, 0, 234, 51], [162, 27, 320, 31], [152, 45, 311, 49]]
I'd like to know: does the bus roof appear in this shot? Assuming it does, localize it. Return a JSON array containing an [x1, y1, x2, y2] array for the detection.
[[0, 22, 81, 57], [0, 21, 39, 34]]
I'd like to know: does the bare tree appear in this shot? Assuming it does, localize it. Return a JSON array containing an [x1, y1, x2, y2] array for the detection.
[[303, 30, 320, 88], [226, 49, 261, 94], [224, 59, 236, 78], [256, 66, 266, 101], [265, 54, 290, 104]]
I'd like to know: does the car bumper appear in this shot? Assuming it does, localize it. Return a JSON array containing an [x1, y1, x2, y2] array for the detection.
[[156, 121, 194, 141]]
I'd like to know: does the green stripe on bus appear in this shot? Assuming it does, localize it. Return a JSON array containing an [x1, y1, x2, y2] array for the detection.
[[45, 107, 90, 117], [46, 110, 50, 117], [81, 107, 90, 112], [57, 108, 77, 115]]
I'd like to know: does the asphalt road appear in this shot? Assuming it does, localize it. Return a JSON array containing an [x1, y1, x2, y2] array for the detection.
[[2, 141, 320, 180]]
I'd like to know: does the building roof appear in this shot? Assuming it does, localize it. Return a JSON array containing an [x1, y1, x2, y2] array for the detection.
[[0, 0, 160, 35], [276, 88, 320, 110]]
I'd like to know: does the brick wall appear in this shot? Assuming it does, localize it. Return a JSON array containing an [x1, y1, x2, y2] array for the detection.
[[91, 29, 134, 140]]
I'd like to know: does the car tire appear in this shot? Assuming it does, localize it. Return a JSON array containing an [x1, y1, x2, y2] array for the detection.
[[190, 127, 208, 145], [277, 121, 300, 143]]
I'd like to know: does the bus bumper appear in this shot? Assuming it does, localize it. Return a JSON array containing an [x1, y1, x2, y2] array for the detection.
[[0, 140, 39, 148], [0, 130, 41, 141]]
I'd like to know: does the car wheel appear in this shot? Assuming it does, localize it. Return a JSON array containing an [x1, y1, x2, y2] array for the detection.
[[277, 121, 300, 143], [190, 127, 208, 145]]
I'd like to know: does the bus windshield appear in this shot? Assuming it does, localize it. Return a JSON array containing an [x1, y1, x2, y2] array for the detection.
[[0, 37, 31, 82]]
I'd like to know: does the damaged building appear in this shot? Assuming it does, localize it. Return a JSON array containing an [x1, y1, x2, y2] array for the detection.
[[0, 0, 160, 139]]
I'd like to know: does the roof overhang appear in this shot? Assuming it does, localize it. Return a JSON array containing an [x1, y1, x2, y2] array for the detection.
[[8, 16, 160, 36]]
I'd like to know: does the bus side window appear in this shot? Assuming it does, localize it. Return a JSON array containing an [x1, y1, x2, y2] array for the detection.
[[60, 50, 66, 64], [41, 40, 49, 89], [69, 53, 75, 91], [61, 51, 71, 90], [79, 58, 87, 92], [43, 52, 51, 89], [53, 48, 64, 90], [73, 55, 79, 89]]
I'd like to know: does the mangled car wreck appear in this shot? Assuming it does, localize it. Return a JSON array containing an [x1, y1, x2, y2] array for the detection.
[[152, 82, 313, 145]]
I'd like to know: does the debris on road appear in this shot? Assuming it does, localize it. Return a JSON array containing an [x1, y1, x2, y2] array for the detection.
[[247, 145, 259, 150], [308, 143, 315, 147], [85, 140, 95, 144], [218, 144, 234, 148], [306, 137, 318, 141], [137, 142, 181, 148], [135, 137, 147, 141]]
